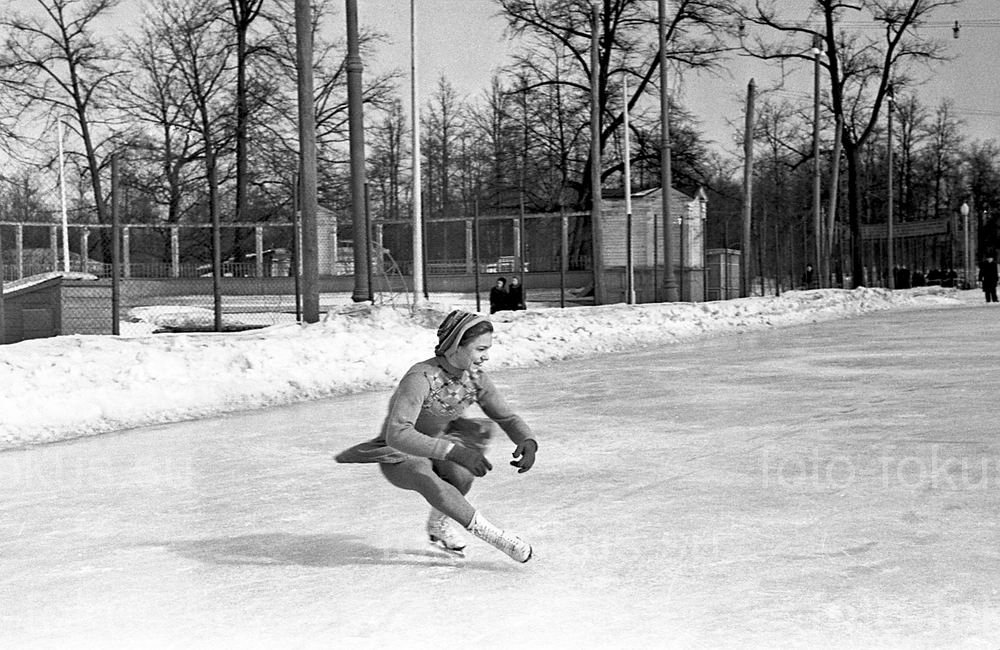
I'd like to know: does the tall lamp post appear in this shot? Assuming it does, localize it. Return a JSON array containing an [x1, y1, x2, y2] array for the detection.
[[961, 201, 970, 288], [886, 83, 895, 290], [410, 0, 424, 305], [294, 0, 320, 322], [812, 36, 822, 287], [658, 0, 678, 302], [346, 0, 370, 302]]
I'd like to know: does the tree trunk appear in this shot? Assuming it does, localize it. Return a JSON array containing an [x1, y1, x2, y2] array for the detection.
[[845, 142, 864, 288], [235, 21, 248, 224]]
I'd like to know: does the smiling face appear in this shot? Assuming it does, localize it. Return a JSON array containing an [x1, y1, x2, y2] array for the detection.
[[446, 332, 493, 371]]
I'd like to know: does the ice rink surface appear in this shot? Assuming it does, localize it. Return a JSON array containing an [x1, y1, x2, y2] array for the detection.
[[2, 301, 999, 649]]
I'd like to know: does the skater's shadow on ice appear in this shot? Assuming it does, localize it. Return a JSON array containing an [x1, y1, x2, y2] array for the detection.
[[155, 533, 508, 570]]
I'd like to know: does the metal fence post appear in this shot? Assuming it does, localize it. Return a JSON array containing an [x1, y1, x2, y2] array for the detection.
[[171, 227, 180, 278], [111, 153, 121, 335], [0, 224, 5, 344], [255, 225, 265, 278], [122, 228, 131, 278], [15, 224, 23, 280], [80, 228, 89, 273], [49, 226, 58, 271]]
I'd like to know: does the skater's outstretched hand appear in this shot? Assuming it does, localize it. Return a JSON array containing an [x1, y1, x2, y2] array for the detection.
[[510, 439, 537, 474], [446, 444, 493, 477]]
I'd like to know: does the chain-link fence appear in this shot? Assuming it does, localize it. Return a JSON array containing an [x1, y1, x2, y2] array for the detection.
[[1, 221, 302, 337], [1, 211, 597, 342]]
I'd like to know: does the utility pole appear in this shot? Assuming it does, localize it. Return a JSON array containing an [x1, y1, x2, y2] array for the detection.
[[741, 79, 755, 298], [346, 0, 370, 302], [294, 0, 320, 322], [111, 154, 121, 335], [410, 0, 424, 305], [590, 0, 606, 305], [0, 225, 5, 345], [812, 35, 823, 287], [623, 76, 635, 305], [57, 119, 69, 273], [658, 0, 678, 302], [887, 83, 895, 289]]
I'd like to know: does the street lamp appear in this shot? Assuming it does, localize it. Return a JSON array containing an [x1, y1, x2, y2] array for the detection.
[[961, 201, 971, 288]]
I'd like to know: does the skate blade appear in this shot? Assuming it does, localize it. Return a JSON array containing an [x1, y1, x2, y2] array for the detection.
[[429, 538, 466, 557]]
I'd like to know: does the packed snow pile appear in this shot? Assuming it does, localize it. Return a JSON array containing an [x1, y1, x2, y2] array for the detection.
[[0, 287, 963, 450]]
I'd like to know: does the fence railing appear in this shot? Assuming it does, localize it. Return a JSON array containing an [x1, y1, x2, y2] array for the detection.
[[1, 212, 598, 339], [2, 261, 300, 282]]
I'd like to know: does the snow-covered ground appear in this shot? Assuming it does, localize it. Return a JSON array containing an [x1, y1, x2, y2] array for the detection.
[[0, 287, 965, 450], [2, 285, 997, 649]]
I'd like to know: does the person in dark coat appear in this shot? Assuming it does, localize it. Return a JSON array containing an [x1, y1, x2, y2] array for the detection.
[[979, 255, 998, 303], [508, 276, 525, 310], [489, 277, 508, 314], [801, 264, 816, 289], [895, 265, 911, 289]]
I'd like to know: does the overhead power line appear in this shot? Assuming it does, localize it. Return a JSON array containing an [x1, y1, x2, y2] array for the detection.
[[954, 108, 1000, 117], [797, 18, 1000, 30]]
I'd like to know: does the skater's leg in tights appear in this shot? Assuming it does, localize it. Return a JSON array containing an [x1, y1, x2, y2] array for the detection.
[[431, 458, 474, 495], [380, 458, 475, 527]]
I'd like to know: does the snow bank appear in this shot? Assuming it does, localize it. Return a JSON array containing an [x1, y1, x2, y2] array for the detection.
[[0, 287, 962, 450]]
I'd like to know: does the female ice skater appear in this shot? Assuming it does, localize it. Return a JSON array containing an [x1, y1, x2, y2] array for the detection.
[[335, 310, 538, 562]]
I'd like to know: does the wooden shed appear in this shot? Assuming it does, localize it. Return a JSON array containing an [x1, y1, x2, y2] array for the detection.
[[1, 273, 111, 344], [601, 186, 708, 302]]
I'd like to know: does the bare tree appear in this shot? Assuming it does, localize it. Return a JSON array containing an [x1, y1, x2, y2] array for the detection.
[[118, 19, 202, 226], [368, 97, 410, 222], [148, 0, 235, 328], [422, 76, 465, 218], [497, 0, 736, 208], [465, 76, 518, 210], [892, 91, 929, 220], [227, 0, 268, 224], [153, 0, 234, 220], [965, 141, 1000, 257], [752, 96, 814, 285], [924, 99, 964, 221], [0, 0, 125, 232], [263, 0, 397, 212], [738, 0, 960, 287]]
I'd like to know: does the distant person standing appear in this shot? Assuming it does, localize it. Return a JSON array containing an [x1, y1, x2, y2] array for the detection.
[[508, 276, 525, 310], [489, 277, 508, 314], [979, 255, 998, 303], [894, 265, 911, 290], [801, 264, 816, 289]]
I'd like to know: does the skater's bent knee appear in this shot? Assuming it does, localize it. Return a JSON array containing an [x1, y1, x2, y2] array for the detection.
[[432, 458, 475, 492], [379, 458, 431, 489], [380, 458, 453, 498]]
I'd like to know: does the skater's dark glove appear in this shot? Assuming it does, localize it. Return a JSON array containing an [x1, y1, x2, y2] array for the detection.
[[446, 444, 493, 477], [510, 439, 537, 474]]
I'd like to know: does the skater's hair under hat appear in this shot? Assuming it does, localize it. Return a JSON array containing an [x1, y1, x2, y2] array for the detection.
[[435, 310, 491, 357]]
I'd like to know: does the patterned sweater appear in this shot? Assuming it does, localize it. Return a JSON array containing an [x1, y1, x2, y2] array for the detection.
[[379, 356, 534, 460]]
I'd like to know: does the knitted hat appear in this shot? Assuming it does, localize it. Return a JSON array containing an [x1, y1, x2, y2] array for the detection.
[[435, 310, 488, 357]]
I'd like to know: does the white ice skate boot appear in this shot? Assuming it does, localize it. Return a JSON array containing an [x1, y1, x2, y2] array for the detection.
[[467, 511, 532, 563], [427, 508, 467, 554]]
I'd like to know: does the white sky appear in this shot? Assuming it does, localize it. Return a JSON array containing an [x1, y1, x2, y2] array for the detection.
[[0, 285, 963, 450], [336, 0, 1000, 153]]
